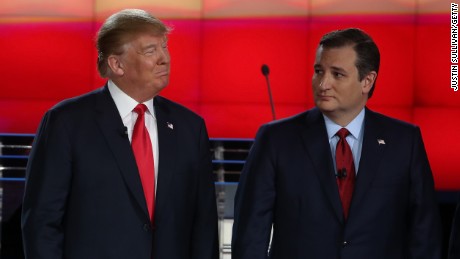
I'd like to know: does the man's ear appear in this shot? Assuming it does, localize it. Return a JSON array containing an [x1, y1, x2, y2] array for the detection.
[[362, 71, 377, 95], [107, 55, 124, 76]]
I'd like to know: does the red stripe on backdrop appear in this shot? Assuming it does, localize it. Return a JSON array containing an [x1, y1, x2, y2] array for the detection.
[[0, 16, 458, 190]]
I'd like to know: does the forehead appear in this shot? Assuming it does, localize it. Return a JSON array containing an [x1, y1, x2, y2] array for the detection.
[[123, 32, 167, 49], [134, 32, 167, 43], [314, 45, 357, 68]]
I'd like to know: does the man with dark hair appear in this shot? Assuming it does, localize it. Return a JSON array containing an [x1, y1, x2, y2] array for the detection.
[[22, 9, 218, 259], [232, 28, 442, 259]]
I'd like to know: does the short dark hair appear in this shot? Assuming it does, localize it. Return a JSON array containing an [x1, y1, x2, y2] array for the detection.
[[319, 28, 380, 98], [96, 9, 172, 77]]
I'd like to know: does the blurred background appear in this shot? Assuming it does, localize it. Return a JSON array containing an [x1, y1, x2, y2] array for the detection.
[[0, 0, 458, 258]]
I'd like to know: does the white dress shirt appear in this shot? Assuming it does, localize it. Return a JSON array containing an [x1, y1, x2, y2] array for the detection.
[[108, 80, 159, 192], [324, 108, 365, 175]]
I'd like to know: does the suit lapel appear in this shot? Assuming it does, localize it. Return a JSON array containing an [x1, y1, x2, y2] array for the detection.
[[349, 108, 387, 216], [94, 86, 149, 218], [300, 108, 344, 222], [153, 96, 177, 225]]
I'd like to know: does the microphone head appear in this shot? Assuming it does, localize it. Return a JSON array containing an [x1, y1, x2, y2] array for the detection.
[[336, 168, 347, 178], [261, 64, 270, 76]]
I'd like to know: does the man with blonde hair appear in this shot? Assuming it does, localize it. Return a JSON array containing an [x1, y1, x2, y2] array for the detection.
[[22, 9, 218, 259]]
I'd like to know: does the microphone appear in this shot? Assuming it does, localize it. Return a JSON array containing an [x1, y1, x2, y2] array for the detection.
[[121, 126, 128, 138], [261, 64, 276, 120], [336, 168, 347, 179], [261, 64, 269, 76]]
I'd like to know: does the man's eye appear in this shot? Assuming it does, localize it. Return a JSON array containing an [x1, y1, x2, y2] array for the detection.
[[334, 72, 344, 78]]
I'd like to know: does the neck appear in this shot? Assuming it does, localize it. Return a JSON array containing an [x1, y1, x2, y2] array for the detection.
[[324, 107, 365, 127], [110, 79, 159, 103]]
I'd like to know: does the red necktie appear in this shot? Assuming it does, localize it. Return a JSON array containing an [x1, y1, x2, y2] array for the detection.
[[132, 104, 155, 222], [335, 128, 355, 220]]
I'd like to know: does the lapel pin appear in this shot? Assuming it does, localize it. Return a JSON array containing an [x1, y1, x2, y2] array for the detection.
[[377, 139, 385, 145], [167, 122, 174, 130]]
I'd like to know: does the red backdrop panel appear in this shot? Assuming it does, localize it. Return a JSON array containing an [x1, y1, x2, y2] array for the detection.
[[0, 22, 95, 100], [413, 108, 460, 190], [0, 14, 456, 189], [415, 15, 457, 107], [200, 19, 310, 105]]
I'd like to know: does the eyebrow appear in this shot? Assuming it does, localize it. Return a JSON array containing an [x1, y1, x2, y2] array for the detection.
[[314, 64, 348, 74], [142, 44, 157, 51], [330, 66, 347, 74], [141, 39, 168, 50]]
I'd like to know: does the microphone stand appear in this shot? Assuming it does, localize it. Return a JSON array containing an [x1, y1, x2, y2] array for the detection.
[[261, 64, 276, 121]]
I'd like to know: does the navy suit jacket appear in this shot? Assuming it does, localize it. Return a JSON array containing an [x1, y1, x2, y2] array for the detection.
[[449, 196, 460, 259], [22, 86, 219, 259], [232, 107, 442, 259]]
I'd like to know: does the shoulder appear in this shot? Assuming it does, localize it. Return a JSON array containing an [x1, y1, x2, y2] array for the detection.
[[38, 87, 109, 131], [154, 95, 204, 124], [255, 107, 321, 138], [32, 87, 107, 137], [49, 87, 105, 114], [365, 108, 419, 132], [364, 108, 425, 145], [261, 107, 320, 129]]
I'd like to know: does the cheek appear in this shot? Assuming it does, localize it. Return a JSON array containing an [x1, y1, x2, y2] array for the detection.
[[164, 51, 171, 61], [347, 86, 364, 102], [311, 77, 320, 89], [141, 60, 156, 71]]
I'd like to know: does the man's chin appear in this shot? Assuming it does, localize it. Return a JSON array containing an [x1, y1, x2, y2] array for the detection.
[[315, 101, 336, 113], [152, 81, 169, 92]]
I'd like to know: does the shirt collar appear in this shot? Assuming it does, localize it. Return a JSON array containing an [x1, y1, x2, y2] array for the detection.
[[323, 108, 365, 140], [107, 80, 155, 118]]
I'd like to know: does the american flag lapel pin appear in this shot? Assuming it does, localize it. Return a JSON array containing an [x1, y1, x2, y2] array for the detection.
[[377, 139, 385, 145], [167, 122, 174, 130]]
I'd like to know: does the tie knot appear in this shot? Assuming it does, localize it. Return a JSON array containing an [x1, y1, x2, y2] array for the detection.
[[336, 128, 350, 139], [133, 104, 148, 115]]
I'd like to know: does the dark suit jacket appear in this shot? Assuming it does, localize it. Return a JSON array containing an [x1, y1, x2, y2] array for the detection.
[[232, 107, 442, 259], [449, 196, 460, 259], [22, 86, 219, 259]]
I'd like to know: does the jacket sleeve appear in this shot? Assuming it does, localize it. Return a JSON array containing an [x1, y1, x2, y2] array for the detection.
[[408, 126, 442, 259], [448, 197, 460, 259], [22, 110, 72, 259], [232, 125, 275, 259], [191, 118, 219, 259]]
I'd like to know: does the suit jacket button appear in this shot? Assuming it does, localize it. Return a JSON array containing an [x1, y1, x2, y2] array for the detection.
[[342, 241, 348, 247], [143, 224, 152, 232]]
